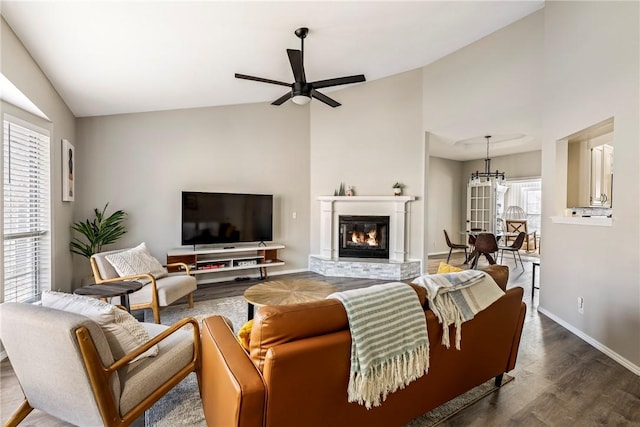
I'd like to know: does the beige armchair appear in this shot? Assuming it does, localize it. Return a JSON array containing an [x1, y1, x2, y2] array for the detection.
[[91, 245, 196, 323], [0, 301, 200, 427]]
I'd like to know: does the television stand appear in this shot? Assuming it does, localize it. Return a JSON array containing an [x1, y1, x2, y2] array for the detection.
[[166, 243, 285, 285]]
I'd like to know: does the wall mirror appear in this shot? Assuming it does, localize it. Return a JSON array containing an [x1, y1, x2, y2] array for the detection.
[[566, 117, 614, 208]]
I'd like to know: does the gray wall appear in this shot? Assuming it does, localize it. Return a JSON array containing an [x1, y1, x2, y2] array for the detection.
[[75, 103, 311, 281], [540, 1, 639, 370], [427, 150, 541, 256], [1, 17, 77, 295], [462, 150, 541, 181], [427, 156, 464, 255], [309, 69, 426, 263]]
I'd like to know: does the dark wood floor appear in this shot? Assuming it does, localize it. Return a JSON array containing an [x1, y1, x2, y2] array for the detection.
[[2, 252, 639, 426]]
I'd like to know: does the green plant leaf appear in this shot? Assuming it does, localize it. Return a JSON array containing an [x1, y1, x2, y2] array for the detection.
[[70, 203, 127, 258]]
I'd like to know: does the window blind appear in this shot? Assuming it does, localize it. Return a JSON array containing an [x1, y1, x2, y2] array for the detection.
[[3, 117, 51, 303]]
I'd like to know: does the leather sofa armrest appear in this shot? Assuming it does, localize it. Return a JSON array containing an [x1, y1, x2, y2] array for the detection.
[[201, 316, 266, 427], [507, 297, 527, 372]]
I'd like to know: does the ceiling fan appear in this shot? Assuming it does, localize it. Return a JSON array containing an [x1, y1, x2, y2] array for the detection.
[[235, 27, 366, 108]]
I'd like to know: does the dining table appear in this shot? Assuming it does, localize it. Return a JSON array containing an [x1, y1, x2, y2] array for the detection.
[[461, 231, 519, 267]]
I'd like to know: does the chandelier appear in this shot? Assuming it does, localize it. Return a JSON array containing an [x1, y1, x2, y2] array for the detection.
[[470, 135, 505, 183]]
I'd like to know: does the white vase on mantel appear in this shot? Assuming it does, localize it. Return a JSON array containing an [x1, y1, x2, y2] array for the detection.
[[393, 188, 403, 196]]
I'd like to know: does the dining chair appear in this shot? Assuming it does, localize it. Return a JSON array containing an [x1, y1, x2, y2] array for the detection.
[[505, 219, 537, 251], [498, 231, 526, 269], [443, 229, 468, 264], [470, 233, 499, 269]]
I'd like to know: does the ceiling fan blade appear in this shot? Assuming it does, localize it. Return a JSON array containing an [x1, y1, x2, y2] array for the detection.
[[286, 49, 306, 83], [311, 89, 341, 108], [311, 74, 366, 89], [272, 91, 293, 106], [235, 73, 291, 88]]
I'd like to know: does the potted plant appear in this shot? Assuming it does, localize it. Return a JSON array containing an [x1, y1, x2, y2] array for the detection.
[[393, 182, 405, 196], [71, 203, 127, 259]]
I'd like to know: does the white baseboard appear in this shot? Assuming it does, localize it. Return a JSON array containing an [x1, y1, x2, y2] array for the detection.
[[1, 350, 7, 361], [427, 250, 456, 257], [537, 307, 640, 376]]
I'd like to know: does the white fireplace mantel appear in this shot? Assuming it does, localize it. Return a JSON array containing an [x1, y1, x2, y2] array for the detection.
[[317, 195, 415, 203], [317, 195, 416, 262]]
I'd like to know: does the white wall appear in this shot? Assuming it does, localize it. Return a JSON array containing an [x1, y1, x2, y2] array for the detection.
[[539, 1, 639, 371], [1, 17, 77, 294], [75, 102, 310, 282], [309, 69, 425, 263]]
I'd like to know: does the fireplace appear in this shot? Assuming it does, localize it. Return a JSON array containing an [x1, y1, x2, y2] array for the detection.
[[339, 215, 389, 259]]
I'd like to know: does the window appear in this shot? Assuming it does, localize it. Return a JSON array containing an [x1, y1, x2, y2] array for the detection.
[[3, 115, 51, 303], [524, 188, 542, 233], [504, 178, 542, 233]]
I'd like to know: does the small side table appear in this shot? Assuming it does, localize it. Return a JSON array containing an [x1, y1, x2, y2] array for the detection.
[[74, 281, 143, 312], [531, 261, 540, 300]]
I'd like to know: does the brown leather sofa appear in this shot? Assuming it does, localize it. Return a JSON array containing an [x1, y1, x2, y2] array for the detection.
[[200, 265, 525, 427]]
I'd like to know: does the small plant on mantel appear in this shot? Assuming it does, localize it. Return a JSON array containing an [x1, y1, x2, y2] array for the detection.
[[393, 182, 405, 196], [70, 203, 127, 259], [334, 182, 347, 196]]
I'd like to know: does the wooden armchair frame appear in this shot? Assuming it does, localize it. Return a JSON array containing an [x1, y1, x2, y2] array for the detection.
[[5, 317, 201, 427], [504, 219, 537, 252], [90, 258, 195, 323]]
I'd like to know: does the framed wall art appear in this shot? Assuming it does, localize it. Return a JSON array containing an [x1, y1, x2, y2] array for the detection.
[[62, 139, 74, 201]]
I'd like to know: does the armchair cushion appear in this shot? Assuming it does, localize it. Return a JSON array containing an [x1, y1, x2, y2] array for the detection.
[[42, 290, 159, 362], [105, 242, 168, 284], [119, 323, 195, 414], [128, 274, 197, 307]]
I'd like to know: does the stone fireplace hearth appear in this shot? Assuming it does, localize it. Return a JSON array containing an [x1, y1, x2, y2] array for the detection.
[[309, 195, 421, 280]]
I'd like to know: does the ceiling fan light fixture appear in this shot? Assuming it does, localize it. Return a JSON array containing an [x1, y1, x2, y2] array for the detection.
[[235, 27, 365, 108], [291, 94, 311, 105]]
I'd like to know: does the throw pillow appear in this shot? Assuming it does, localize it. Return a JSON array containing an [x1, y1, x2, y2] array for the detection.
[[237, 319, 254, 351], [105, 242, 168, 284], [437, 262, 463, 274], [42, 290, 158, 362]]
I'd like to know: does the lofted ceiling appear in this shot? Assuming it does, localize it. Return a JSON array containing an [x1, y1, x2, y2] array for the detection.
[[1, 0, 544, 160]]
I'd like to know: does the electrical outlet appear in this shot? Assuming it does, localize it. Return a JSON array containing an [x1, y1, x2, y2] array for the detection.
[[577, 297, 584, 314], [292, 212, 297, 219]]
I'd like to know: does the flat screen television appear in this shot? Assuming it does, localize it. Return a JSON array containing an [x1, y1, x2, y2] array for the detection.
[[181, 192, 273, 246]]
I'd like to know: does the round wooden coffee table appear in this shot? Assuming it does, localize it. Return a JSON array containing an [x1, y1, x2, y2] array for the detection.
[[244, 279, 337, 320]]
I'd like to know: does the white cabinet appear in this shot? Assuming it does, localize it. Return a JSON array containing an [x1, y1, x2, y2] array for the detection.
[[466, 181, 506, 233], [590, 144, 613, 207], [166, 244, 284, 285]]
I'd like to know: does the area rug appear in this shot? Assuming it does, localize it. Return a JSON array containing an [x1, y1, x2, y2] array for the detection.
[[144, 296, 514, 427], [143, 295, 248, 332]]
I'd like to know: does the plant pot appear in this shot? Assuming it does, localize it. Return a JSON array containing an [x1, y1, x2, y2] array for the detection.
[[393, 188, 403, 196]]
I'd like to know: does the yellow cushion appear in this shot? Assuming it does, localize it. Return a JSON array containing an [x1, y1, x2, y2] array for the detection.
[[237, 319, 254, 351], [437, 262, 463, 274]]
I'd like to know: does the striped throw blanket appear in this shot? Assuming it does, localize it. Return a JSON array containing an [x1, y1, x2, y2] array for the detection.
[[412, 270, 504, 350], [328, 282, 429, 409]]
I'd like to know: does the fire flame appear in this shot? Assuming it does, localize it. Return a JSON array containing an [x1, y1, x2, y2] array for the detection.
[[367, 229, 377, 246], [350, 229, 378, 246]]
